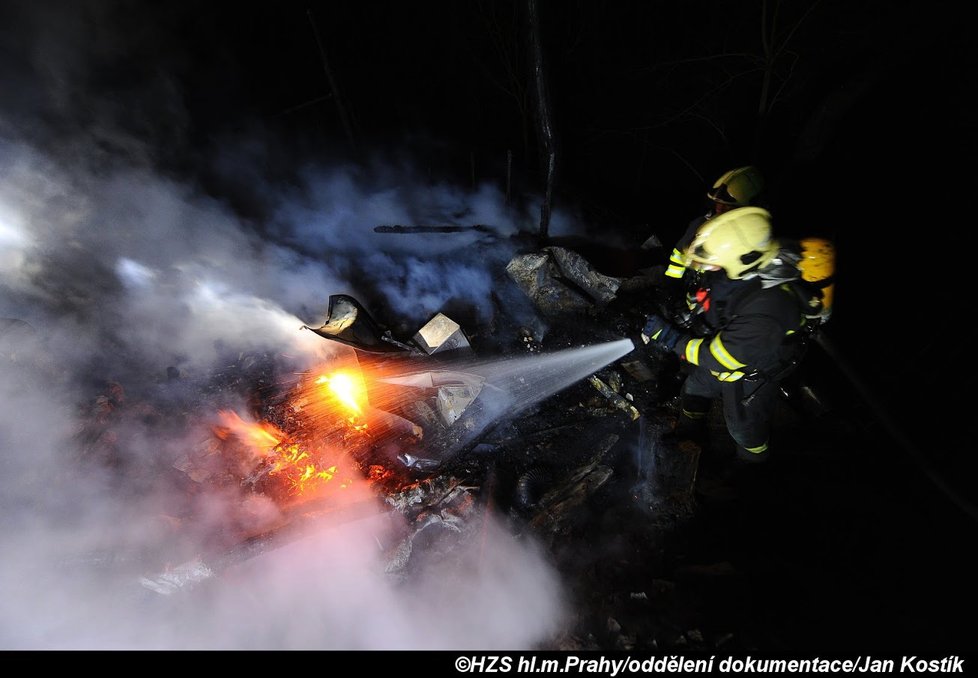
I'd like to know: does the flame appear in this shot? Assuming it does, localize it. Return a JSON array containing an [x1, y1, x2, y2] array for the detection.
[[216, 410, 284, 450], [315, 370, 366, 417], [215, 410, 342, 496], [206, 359, 386, 499]]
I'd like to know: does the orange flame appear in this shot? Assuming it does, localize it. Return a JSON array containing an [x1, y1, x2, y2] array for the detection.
[[314, 369, 368, 425], [316, 370, 364, 413], [206, 357, 386, 499], [215, 410, 341, 495], [216, 410, 284, 451]]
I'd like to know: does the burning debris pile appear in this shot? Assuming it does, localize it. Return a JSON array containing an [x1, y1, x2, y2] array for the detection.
[[3, 219, 883, 653], [3, 232, 727, 650], [39, 242, 682, 600]]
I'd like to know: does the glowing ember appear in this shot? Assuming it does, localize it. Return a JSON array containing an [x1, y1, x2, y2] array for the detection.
[[271, 442, 339, 490], [215, 410, 342, 496], [204, 360, 386, 499]]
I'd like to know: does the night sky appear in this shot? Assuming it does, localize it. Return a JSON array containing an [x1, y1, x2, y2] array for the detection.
[[1, 0, 976, 652]]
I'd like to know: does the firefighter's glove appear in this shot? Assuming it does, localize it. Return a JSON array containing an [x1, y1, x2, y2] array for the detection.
[[641, 314, 687, 353], [666, 298, 694, 330]]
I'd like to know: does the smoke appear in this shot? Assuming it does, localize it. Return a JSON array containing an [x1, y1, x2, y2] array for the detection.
[[0, 2, 577, 650]]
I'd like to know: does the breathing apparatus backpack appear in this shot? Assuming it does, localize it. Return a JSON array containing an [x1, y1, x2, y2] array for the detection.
[[797, 237, 836, 325], [741, 237, 836, 397]]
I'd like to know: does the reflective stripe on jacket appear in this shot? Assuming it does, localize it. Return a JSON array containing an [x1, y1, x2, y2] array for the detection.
[[678, 281, 809, 382], [665, 213, 710, 281]]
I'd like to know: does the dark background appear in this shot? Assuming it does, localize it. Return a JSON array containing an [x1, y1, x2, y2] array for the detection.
[[74, 0, 971, 469], [2, 0, 976, 652], [7, 2, 972, 236]]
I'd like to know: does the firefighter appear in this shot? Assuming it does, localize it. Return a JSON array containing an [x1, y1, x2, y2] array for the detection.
[[661, 165, 766, 328], [640, 206, 824, 463]]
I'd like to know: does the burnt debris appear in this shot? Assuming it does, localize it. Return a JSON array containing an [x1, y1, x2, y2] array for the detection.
[[35, 238, 901, 652]]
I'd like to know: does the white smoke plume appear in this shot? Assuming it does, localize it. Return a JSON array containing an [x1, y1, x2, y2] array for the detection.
[[0, 2, 579, 650]]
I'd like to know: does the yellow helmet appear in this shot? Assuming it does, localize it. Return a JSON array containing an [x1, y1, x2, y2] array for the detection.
[[799, 237, 836, 316], [685, 206, 778, 279], [707, 165, 765, 206]]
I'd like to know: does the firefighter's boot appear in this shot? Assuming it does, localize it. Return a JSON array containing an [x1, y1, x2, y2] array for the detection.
[[673, 394, 710, 445]]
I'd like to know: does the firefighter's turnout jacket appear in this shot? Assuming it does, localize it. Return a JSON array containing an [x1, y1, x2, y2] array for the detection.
[[676, 256, 822, 458]]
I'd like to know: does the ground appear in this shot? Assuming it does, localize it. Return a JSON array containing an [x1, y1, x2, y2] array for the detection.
[[532, 383, 978, 654], [10, 283, 976, 653]]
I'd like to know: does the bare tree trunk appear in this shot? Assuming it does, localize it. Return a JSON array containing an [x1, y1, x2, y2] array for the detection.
[[525, 0, 556, 240], [308, 9, 358, 155], [752, 0, 778, 159], [757, 0, 776, 119], [506, 148, 513, 205]]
